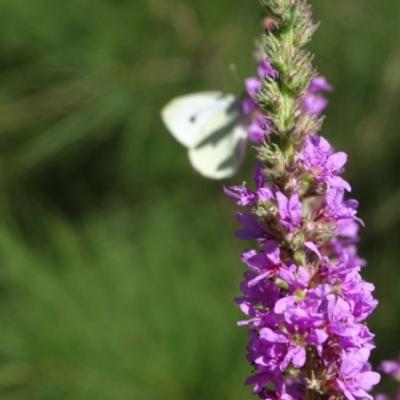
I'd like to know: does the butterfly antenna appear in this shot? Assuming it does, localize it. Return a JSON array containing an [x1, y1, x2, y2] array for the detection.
[[229, 63, 241, 84]]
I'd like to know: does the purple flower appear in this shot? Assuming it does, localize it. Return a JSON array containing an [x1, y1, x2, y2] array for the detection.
[[302, 94, 328, 116], [336, 348, 380, 400], [224, 163, 272, 206], [243, 59, 278, 110], [235, 212, 266, 240], [327, 220, 366, 268], [236, 276, 280, 324], [223, 185, 257, 206], [257, 59, 279, 80], [247, 113, 270, 143], [308, 76, 333, 93], [259, 327, 307, 370], [276, 192, 302, 231], [380, 355, 400, 377], [376, 392, 400, 400], [242, 93, 259, 115], [302, 76, 333, 115], [241, 241, 282, 287], [325, 186, 363, 225], [377, 359, 400, 400], [246, 77, 262, 96], [277, 264, 310, 293], [298, 134, 351, 191]]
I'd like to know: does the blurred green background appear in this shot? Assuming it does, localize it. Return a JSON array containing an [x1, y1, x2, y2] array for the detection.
[[0, 0, 399, 398]]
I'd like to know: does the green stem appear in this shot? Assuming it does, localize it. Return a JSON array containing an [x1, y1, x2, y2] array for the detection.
[[306, 347, 320, 400]]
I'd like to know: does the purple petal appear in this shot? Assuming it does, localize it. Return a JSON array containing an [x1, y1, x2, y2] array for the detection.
[[278, 267, 295, 284], [246, 252, 269, 270], [357, 371, 381, 389], [352, 389, 373, 400], [317, 135, 332, 153], [235, 229, 263, 240], [247, 114, 269, 143], [257, 59, 278, 80], [259, 327, 289, 343], [336, 380, 356, 400], [281, 346, 306, 370], [235, 212, 265, 239], [236, 212, 260, 230], [306, 329, 328, 345], [308, 76, 333, 93], [245, 77, 261, 97], [276, 192, 289, 221], [223, 185, 239, 199], [302, 94, 328, 115], [223, 185, 257, 205], [248, 271, 273, 287], [327, 176, 352, 192], [241, 94, 257, 115], [288, 193, 302, 225], [352, 348, 371, 367], [241, 249, 258, 266], [325, 186, 344, 207], [245, 372, 272, 394], [252, 162, 264, 188], [326, 152, 347, 171], [305, 241, 322, 260], [344, 199, 359, 210], [264, 240, 280, 264], [291, 346, 306, 368], [258, 187, 272, 201], [297, 266, 310, 287], [338, 220, 359, 238], [274, 297, 294, 314]]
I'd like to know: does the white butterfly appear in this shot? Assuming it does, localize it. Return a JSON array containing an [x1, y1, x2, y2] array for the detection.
[[161, 92, 248, 179]]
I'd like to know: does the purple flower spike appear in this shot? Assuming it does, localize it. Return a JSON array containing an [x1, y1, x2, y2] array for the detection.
[[226, 4, 378, 400]]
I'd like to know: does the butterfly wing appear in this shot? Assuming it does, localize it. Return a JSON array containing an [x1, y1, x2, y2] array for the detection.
[[161, 92, 235, 148], [188, 98, 247, 179]]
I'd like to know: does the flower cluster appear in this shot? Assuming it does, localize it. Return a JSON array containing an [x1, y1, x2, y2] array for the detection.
[[225, 1, 380, 399], [227, 154, 379, 399]]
